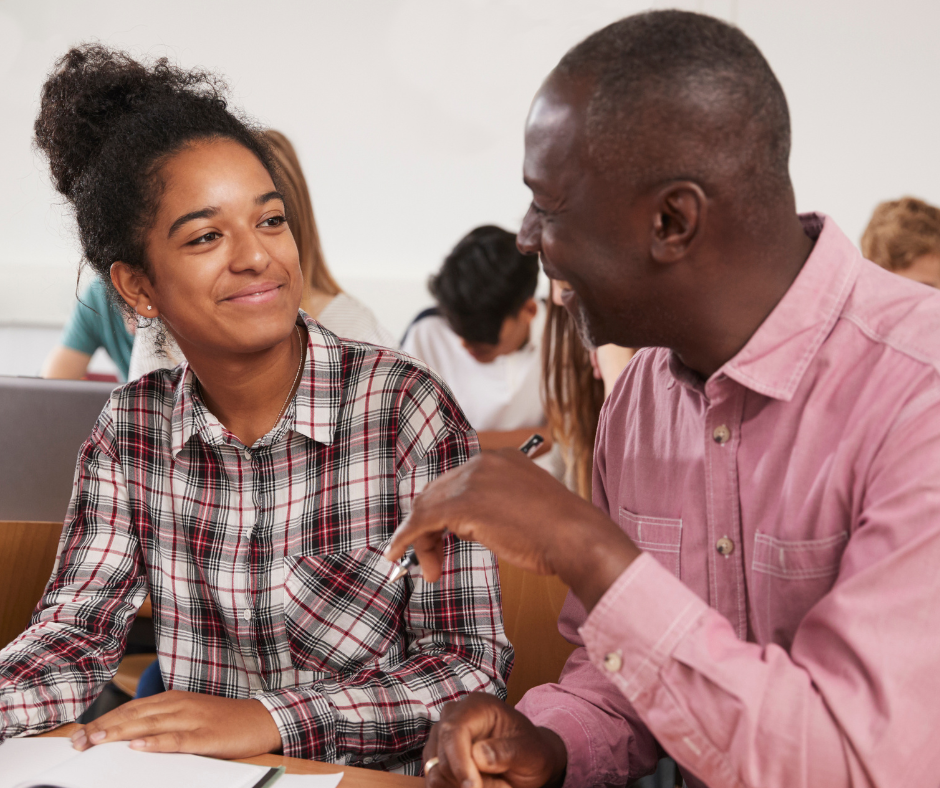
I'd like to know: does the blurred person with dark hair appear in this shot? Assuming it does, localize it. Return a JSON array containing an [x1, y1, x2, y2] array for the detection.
[[401, 225, 553, 460], [129, 128, 395, 378], [861, 196, 940, 289]]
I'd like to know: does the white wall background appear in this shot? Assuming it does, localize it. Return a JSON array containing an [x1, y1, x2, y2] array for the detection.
[[1, 0, 939, 372]]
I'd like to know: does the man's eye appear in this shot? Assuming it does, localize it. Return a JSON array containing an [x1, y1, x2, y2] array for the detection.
[[190, 231, 221, 245], [260, 215, 287, 228]]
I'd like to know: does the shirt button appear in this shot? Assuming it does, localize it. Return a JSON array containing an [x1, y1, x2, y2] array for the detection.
[[716, 537, 735, 556], [241, 449, 251, 460], [603, 652, 623, 673], [713, 425, 731, 444], [242, 608, 252, 621]]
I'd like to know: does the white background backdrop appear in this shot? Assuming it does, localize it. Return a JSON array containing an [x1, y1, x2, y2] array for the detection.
[[1, 0, 939, 373]]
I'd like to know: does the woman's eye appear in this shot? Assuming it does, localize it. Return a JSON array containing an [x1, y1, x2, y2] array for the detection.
[[260, 215, 287, 228], [189, 231, 221, 245], [531, 202, 547, 216]]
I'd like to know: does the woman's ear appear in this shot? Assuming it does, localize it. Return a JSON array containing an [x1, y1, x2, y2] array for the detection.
[[650, 181, 706, 264], [111, 262, 159, 318]]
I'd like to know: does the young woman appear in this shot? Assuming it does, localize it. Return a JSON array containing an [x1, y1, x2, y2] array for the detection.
[[0, 45, 511, 774], [128, 129, 396, 378]]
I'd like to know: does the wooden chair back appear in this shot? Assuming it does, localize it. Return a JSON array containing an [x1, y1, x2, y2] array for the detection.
[[498, 562, 578, 706], [0, 521, 63, 649]]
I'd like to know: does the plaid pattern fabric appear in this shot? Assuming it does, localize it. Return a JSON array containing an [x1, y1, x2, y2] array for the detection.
[[0, 313, 512, 774]]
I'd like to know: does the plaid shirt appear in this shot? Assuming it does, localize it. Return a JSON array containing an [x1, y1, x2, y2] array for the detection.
[[0, 313, 512, 774]]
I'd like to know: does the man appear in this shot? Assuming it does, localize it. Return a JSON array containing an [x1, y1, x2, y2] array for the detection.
[[402, 225, 552, 458], [387, 10, 940, 788], [861, 196, 940, 289]]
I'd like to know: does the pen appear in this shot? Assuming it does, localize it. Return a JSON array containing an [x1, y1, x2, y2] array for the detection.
[[388, 433, 545, 582]]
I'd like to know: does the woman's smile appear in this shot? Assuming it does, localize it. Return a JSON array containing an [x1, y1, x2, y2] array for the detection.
[[222, 280, 284, 305]]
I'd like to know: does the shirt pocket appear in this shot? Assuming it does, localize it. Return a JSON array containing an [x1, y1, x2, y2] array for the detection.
[[751, 530, 848, 649], [283, 545, 407, 675], [619, 508, 683, 578]]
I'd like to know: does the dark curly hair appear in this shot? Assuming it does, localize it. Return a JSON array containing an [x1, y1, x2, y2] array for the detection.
[[34, 44, 280, 314]]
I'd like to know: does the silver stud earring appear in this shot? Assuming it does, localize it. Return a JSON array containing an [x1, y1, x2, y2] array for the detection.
[[146, 305, 152, 311]]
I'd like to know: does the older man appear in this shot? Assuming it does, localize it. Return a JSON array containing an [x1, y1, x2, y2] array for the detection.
[[388, 10, 940, 788]]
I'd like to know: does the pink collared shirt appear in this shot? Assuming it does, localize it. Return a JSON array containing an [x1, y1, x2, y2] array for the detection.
[[518, 214, 940, 787]]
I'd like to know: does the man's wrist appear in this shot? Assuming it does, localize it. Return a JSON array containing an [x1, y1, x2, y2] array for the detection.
[[537, 726, 568, 788], [552, 512, 640, 613]]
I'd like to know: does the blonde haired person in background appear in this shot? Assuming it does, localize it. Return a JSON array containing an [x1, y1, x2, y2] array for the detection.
[[861, 196, 940, 289], [129, 129, 394, 378], [543, 280, 634, 498]]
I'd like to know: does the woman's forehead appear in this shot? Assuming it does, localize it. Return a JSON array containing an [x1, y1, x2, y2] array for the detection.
[[158, 138, 274, 209]]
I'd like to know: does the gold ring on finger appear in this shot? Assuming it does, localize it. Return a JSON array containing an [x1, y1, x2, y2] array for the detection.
[[424, 756, 440, 774]]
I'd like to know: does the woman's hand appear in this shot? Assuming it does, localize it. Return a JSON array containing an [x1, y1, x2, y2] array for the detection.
[[70, 690, 282, 759]]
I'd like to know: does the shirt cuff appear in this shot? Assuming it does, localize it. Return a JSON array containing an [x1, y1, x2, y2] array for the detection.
[[579, 552, 707, 705], [520, 699, 615, 788], [257, 687, 336, 761]]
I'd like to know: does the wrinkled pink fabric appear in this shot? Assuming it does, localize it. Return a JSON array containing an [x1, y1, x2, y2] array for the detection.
[[518, 214, 940, 787]]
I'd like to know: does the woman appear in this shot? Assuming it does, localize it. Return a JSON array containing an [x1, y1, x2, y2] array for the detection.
[[542, 281, 634, 498], [129, 129, 395, 378], [0, 45, 511, 774]]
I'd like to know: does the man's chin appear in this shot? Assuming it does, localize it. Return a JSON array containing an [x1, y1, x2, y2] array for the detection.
[[567, 302, 602, 351]]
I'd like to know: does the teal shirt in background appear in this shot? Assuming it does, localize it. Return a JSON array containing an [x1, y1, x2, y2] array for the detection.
[[60, 278, 133, 380]]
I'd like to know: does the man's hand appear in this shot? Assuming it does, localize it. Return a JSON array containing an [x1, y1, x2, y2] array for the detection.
[[424, 693, 567, 788], [70, 690, 282, 759], [385, 449, 640, 612]]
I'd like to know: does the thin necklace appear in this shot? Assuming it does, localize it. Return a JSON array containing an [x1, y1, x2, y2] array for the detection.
[[275, 325, 304, 425]]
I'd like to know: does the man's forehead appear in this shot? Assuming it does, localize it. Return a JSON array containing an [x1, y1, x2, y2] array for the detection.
[[523, 77, 590, 186]]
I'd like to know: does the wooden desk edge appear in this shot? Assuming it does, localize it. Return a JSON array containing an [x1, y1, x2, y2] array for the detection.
[[38, 724, 423, 786]]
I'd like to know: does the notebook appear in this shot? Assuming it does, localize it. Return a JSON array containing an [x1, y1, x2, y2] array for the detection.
[[0, 738, 343, 788]]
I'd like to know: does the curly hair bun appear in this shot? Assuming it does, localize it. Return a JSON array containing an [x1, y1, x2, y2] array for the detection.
[[34, 43, 225, 199], [32, 43, 275, 291]]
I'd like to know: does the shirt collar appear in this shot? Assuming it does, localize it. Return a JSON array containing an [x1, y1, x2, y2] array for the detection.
[[170, 311, 342, 457], [718, 213, 859, 401], [667, 213, 859, 402]]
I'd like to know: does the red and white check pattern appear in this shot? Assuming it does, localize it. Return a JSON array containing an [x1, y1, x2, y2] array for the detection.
[[0, 313, 512, 774]]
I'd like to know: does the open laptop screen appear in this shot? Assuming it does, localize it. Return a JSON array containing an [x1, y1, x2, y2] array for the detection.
[[0, 376, 116, 522]]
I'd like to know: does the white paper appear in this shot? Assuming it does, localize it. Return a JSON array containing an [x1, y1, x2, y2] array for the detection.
[[276, 774, 344, 788], [0, 739, 81, 788], [0, 740, 275, 788]]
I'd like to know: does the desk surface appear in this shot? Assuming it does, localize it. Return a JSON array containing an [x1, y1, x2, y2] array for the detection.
[[41, 724, 423, 787]]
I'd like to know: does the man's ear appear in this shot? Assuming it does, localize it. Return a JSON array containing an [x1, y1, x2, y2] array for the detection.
[[650, 181, 706, 264], [110, 262, 159, 318]]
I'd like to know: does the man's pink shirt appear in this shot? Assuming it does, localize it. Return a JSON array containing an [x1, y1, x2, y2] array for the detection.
[[518, 215, 940, 787]]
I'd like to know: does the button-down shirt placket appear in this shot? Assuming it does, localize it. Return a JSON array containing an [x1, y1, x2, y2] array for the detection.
[[702, 376, 748, 640]]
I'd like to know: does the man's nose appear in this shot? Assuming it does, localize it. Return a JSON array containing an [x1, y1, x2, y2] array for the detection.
[[516, 205, 541, 256]]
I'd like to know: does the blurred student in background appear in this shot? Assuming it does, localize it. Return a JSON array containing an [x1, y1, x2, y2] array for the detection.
[[401, 225, 555, 467], [542, 279, 633, 498], [41, 276, 133, 381], [129, 128, 395, 378], [861, 196, 940, 289]]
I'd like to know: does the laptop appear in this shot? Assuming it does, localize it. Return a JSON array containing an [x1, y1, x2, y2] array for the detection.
[[0, 376, 117, 522]]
